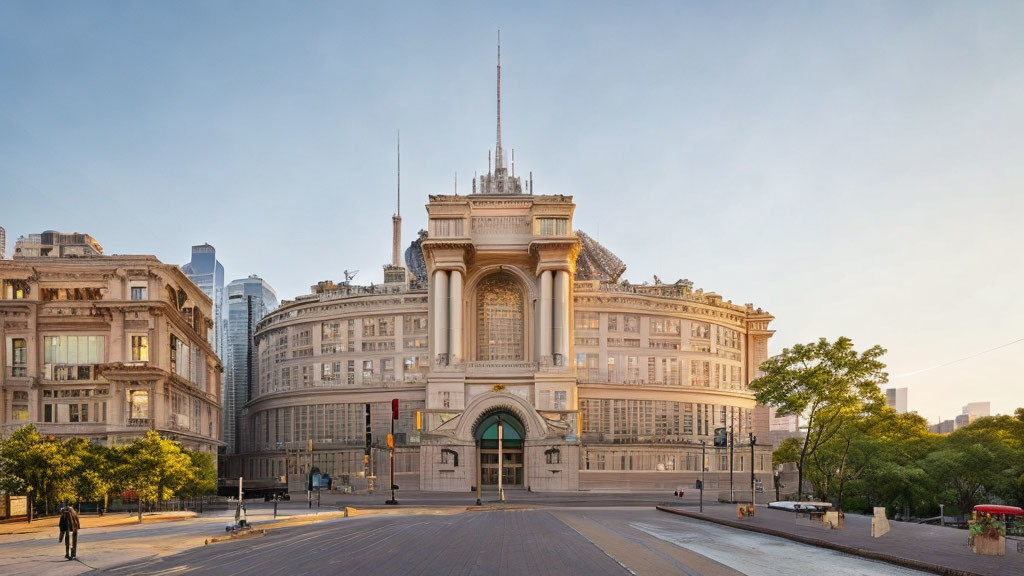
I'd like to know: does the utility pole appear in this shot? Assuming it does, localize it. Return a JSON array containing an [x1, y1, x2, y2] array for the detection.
[[749, 432, 757, 506]]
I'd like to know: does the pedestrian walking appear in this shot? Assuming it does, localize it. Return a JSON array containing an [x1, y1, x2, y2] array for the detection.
[[58, 505, 80, 560]]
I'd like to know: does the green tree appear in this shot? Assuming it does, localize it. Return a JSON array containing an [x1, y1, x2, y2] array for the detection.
[[65, 438, 116, 507], [178, 451, 217, 498], [920, 444, 1003, 518], [750, 337, 887, 500], [1015, 407, 1024, 423], [773, 437, 802, 467], [117, 431, 197, 522], [945, 415, 1024, 508], [0, 425, 69, 518]]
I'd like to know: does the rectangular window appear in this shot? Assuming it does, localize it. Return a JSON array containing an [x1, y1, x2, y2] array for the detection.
[[44, 404, 53, 422], [607, 315, 617, 331], [691, 322, 710, 339], [533, 217, 568, 236], [362, 360, 374, 378], [131, 335, 149, 362], [11, 338, 27, 376], [431, 218, 464, 237], [128, 389, 149, 420], [554, 391, 567, 410], [2, 280, 29, 299], [574, 312, 600, 330], [131, 286, 147, 300], [623, 315, 640, 333], [12, 390, 29, 421], [690, 360, 711, 387]]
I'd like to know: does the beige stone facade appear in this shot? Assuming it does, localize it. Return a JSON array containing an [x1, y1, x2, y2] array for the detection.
[[0, 256, 224, 457], [239, 187, 775, 492]]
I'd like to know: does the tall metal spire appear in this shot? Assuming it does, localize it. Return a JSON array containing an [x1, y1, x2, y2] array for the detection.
[[495, 30, 504, 172], [391, 130, 402, 267]]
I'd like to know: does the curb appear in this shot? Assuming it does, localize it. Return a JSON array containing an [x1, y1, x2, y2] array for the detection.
[[204, 528, 266, 545], [655, 506, 983, 576]]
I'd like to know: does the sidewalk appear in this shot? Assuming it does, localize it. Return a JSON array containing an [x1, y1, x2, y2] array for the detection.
[[0, 511, 197, 537], [657, 503, 1024, 576]]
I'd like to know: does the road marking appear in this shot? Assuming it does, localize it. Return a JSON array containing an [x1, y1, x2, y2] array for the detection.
[[631, 521, 932, 576]]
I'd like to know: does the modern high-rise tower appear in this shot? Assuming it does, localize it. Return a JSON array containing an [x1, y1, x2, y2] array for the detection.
[[224, 275, 277, 458], [0, 226, 6, 260], [182, 244, 226, 358]]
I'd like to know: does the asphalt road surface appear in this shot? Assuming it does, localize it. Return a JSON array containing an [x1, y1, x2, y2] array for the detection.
[[94, 507, 932, 576]]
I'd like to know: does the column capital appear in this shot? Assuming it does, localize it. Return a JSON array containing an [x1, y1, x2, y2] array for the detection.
[[531, 238, 579, 276]]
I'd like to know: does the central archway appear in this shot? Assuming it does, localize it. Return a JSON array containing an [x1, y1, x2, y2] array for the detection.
[[473, 409, 526, 487]]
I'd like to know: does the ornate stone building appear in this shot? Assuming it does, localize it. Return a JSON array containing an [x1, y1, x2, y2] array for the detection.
[[238, 44, 775, 493], [0, 253, 224, 457]]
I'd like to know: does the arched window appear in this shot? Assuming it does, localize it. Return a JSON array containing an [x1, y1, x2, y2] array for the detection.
[[476, 273, 524, 361]]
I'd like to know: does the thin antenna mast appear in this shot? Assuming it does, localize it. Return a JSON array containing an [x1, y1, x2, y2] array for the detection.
[[495, 30, 503, 171], [397, 130, 401, 216]]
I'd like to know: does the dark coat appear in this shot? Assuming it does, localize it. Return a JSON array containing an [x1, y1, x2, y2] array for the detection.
[[59, 508, 80, 534]]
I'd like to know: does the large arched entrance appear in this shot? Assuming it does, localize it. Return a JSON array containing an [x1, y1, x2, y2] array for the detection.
[[474, 410, 525, 487]]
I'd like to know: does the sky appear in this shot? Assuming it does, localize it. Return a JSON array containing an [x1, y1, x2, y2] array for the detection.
[[1, 1, 1022, 423]]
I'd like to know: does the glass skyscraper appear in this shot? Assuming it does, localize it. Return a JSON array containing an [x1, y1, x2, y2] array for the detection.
[[182, 244, 226, 358], [224, 275, 277, 456]]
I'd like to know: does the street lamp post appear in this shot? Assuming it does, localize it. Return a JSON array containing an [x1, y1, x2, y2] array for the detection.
[[700, 440, 706, 513], [729, 416, 735, 503]]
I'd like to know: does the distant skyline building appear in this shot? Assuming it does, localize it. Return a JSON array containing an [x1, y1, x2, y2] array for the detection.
[[0, 226, 6, 260], [962, 402, 990, 419], [768, 406, 799, 432], [182, 244, 226, 359], [886, 387, 908, 414], [223, 275, 277, 460], [13, 230, 102, 258]]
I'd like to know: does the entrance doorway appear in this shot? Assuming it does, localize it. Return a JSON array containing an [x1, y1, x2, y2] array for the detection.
[[474, 411, 525, 488], [480, 450, 523, 485]]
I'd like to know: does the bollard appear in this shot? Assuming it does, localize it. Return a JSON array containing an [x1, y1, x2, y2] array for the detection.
[[274, 500, 278, 519]]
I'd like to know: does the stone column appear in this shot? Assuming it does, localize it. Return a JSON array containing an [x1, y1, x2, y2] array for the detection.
[[433, 270, 449, 361], [553, 270, 570, 363], [448, 270, 463, 363], [539, 270, 553, 362]]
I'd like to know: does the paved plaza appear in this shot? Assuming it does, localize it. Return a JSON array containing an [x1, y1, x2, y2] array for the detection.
[[0, 492, 1019, 575]]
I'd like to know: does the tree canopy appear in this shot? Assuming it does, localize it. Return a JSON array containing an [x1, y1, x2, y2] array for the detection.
[[751, 336, 888, 500], [0, 425, 216, 519]]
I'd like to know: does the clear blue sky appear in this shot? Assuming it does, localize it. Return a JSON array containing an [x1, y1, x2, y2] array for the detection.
[[2, 1, 1022, 422]]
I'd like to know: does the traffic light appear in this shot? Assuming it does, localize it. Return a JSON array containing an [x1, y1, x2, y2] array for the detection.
[[713, 427, 728, 447], [392, 398, 399, 420]]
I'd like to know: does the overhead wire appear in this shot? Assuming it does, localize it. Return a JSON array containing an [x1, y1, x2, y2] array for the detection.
[[892, 337, 1024, 379]]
